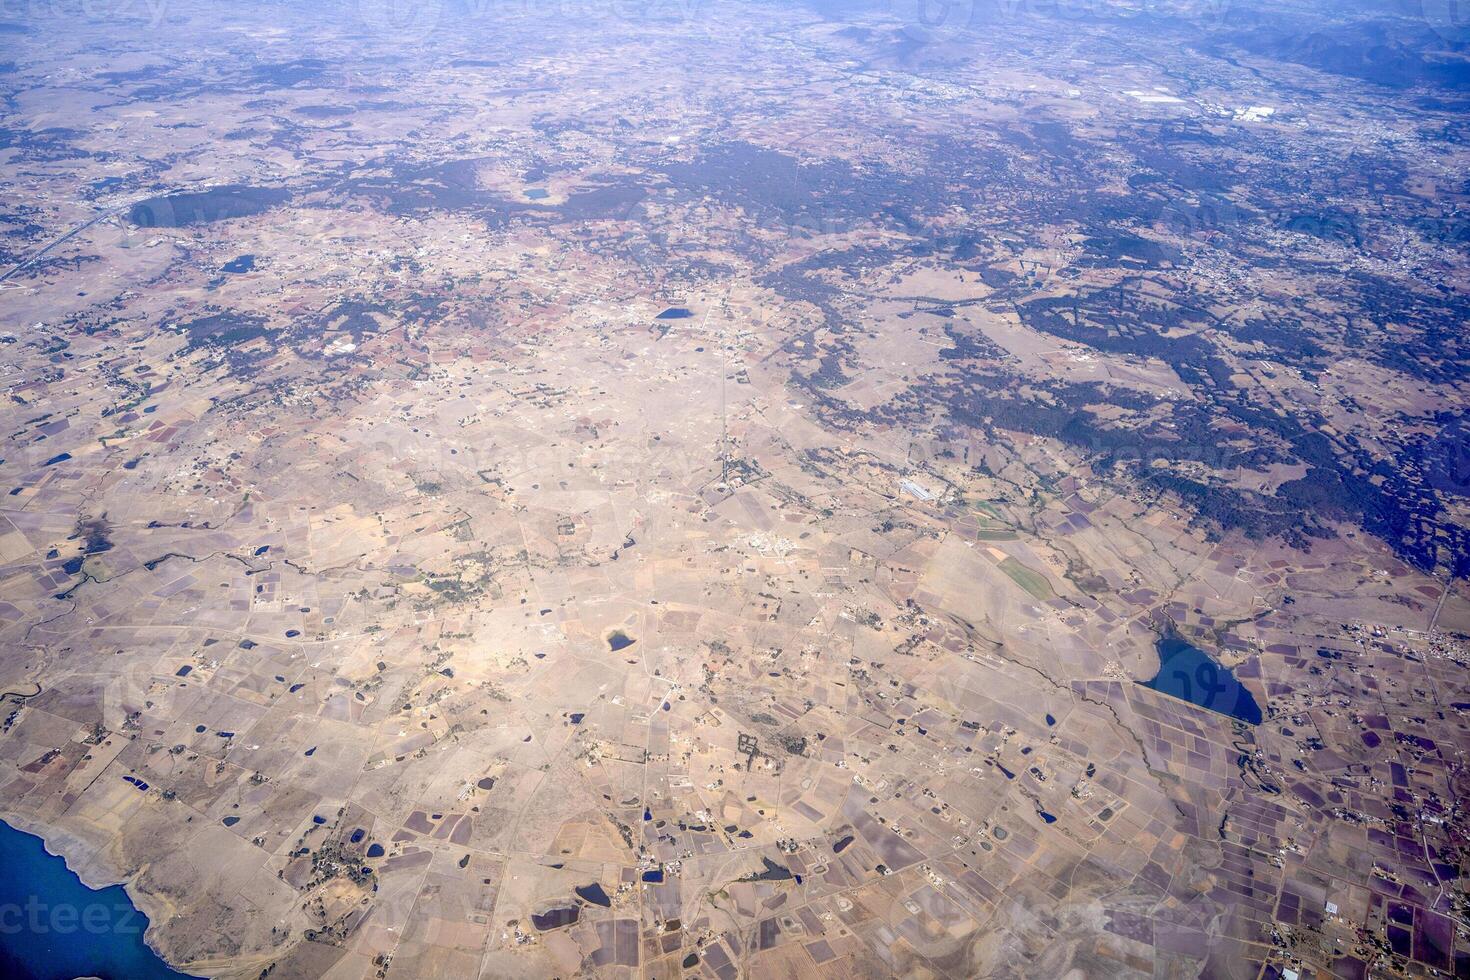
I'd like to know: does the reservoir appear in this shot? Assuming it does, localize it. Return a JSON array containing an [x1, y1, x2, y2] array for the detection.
[[1140, 634, 1262, 725], [0, 819, 197, 980]]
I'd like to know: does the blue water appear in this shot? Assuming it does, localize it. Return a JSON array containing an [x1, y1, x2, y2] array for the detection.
[[0, 819, 199, 980], [1140, 635, 1262, 725]]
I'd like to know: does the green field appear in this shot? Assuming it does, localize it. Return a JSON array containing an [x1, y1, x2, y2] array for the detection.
[[999, 557, 1056, 600]]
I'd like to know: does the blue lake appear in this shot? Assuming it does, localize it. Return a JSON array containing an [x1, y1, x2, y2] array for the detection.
[[1140, 635, 1262, 725], [0, 819, 199, 980]]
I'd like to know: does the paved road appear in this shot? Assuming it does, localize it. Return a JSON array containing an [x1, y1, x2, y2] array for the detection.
[[0, 202, 133, 286]]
